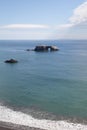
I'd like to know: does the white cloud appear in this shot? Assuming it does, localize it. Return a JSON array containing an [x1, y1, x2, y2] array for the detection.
[[0, 24, 49, 29], [69, 1, 87, 24], [56, 23, 74, 30], [1, 1, 87, 39], [0, 24, 51, 39], [57, 1, 87, 31], [53, 1, 87, 39]]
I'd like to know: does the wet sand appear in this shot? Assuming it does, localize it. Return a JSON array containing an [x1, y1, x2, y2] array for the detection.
[[0, 126, 14, 130], [0, 122, 44, 130], [0, 126, 43, 130]]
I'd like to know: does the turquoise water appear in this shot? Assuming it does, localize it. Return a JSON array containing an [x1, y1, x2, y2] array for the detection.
[[0, 40, 87, 121]]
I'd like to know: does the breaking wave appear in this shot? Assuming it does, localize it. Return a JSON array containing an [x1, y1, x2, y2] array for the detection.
[[0, 105, 87, 130]]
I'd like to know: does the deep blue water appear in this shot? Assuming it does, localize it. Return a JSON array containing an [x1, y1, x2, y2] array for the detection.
[[0, 40, 87, 120]]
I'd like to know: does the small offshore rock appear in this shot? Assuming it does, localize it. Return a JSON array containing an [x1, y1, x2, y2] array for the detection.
[[5, 59, 18, 63], [26, 49, 34, 51]]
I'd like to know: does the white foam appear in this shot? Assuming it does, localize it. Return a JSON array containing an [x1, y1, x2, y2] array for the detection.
[[0, 105, 87, 130]]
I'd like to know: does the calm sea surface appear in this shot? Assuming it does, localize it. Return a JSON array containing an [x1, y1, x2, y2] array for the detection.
[[0, 40, 87, 124]]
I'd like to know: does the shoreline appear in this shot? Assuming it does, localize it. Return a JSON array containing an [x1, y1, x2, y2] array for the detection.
[[0, 126, 12, 130], [0, 105, 87, 130], [0, 120, 87, 130], [0, 122, 44, 130], [0, 126, 43, 130]]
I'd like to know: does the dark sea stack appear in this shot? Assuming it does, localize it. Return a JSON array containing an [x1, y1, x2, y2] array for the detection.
[[5, 59, 18, 63], [34, 45, 48, 52], [34, 45, 59, 52], [26, 45, 59, 52]]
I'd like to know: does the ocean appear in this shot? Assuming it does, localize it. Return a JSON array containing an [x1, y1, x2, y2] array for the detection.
[[0, 40, 87, 130]]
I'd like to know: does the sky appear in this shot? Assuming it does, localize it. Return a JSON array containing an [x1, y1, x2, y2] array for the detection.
[[0, 0, 87, 40]]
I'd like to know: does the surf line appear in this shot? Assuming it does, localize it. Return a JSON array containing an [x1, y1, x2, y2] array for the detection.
[[0, 105, 87, 130]]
